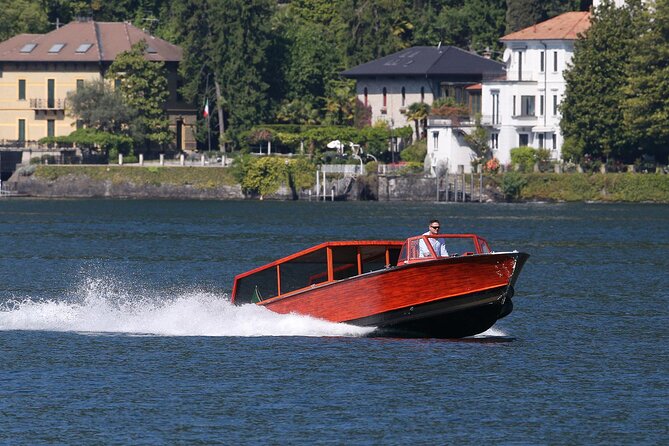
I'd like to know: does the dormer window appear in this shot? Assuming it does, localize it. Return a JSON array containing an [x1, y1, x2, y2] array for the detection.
[[49, 43, 65, 53], [20, 43, 37, 53], [76, 43, 93, 53]]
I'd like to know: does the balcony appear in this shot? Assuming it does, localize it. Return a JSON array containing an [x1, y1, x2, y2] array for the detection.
[[30, 98, 66, 110]]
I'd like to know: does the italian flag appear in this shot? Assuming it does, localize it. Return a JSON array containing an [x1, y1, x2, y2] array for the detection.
[[203, 99, 209, 118]]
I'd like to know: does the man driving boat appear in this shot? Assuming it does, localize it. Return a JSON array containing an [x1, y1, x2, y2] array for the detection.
[[420, 219, 449, 257]]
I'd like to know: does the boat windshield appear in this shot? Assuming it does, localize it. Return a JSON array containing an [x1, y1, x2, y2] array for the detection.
[[397, 234, 490, 264]]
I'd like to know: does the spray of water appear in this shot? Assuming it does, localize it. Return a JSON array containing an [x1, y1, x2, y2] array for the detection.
[[0, 278, 373, 337]]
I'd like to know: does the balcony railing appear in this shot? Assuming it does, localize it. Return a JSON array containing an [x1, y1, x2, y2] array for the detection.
[[29, 98, 66, 110]]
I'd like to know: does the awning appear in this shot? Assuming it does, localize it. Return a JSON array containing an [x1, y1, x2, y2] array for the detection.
[[532, 126, 555, 133]]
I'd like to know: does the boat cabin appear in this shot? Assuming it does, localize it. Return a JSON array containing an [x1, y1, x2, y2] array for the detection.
[[231, 234, 494, 306], [232, 241, 404, 305]]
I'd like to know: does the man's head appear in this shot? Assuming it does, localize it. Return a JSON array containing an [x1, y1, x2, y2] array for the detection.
[[428, 219, 440, 234]]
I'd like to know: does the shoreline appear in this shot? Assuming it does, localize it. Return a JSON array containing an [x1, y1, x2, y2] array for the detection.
[[3, 165, 669, 203]]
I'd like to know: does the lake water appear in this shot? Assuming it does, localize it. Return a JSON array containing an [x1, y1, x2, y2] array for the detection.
[[0, 199, 667, 445]]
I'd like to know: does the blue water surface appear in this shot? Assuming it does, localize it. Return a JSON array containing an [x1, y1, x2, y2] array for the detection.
[[0, 200, 667, 445]]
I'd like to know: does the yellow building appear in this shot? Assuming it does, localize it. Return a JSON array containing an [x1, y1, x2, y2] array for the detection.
[[0, 19, 197, 155]]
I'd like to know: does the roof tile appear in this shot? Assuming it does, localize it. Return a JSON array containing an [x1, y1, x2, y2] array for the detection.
[[501, 11, 591, 41], [0, 20, 181, 63]]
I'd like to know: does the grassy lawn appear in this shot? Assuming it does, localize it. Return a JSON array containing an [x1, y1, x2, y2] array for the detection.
[[515, 172, 669, 202], [34, 165, 239, 189]]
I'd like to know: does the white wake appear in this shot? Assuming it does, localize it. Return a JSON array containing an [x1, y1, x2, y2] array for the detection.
[[0, 278, 373, 337]]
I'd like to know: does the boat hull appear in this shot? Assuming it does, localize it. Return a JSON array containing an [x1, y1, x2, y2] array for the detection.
[[260, 252, 529, 338]]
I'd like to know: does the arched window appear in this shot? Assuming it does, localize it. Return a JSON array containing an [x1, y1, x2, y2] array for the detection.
[[401, 87, 406, 106], [364, 87, 368, 106], [382, 87, 387, 107], [420, 87, 425, 103]]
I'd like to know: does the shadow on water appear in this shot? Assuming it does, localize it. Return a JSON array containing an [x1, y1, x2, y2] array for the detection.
[[365, 328, 515, 343]]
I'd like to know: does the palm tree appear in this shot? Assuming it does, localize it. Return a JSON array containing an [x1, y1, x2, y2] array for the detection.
[[404, 102, 430, 139]]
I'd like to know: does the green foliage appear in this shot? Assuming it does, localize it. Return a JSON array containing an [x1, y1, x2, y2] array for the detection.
[[108, 40, 172, 151], [33, 165, 238, 188], [506, 0, 543, 33], [39, 128, 133, 155], [66, 78, 134, 133], [0, 0, 48, 41], [561, 0, 647, 163], [239, 156, 288, 197], [337, 0, 408, 67], [462, 118, 490, 161], [501, 172, 528, 201], [208, 0, 275, 145], [286, 156, 316, 191], [323, 79, 358, 126], [623, 0, 669, 164], [517, 172, 669, 202], [413, 0, 506, 53], [510, 146, 537, 172], [400, 140, 427, 163], [404, 102, 430, 139]]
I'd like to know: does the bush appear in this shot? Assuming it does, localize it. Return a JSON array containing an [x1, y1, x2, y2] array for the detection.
[[502, 172, 528, 201], [510, 146, 537, 172], [287, 157, 316, 191], [400, 140, 427, 163], [239, 156, 288, 198]]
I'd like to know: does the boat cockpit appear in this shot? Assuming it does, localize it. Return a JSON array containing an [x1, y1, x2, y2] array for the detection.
[[398, 234, 491, 264]]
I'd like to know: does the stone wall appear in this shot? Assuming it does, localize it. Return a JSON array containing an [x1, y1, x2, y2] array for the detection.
[[377, 175, 439, 201], [8, 173, 244, 200]]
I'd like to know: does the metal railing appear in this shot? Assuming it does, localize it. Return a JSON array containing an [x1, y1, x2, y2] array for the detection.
[[29, 98, 66, 110], [320, 164, 364, 175]]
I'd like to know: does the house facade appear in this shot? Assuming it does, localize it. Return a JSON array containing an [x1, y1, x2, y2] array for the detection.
[[480, 11, 591, 166], [0, 19, 196, 159], [342, 46, 505, 137]]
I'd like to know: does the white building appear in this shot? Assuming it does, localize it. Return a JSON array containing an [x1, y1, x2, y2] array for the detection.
[[425, 11, 591, 174], [481, 11, 591, 166], [342, 46, 504, 136]]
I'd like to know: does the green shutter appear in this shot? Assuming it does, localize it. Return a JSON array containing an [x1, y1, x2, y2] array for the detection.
[[18, 119, 25, 141], [18, 79, 25, 100]]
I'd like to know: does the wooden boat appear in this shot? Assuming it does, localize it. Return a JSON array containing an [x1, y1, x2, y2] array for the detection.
[[231, 234, 529, 338]]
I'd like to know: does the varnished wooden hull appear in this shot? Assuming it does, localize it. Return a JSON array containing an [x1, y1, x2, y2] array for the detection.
[[259, 252, 529, 338]]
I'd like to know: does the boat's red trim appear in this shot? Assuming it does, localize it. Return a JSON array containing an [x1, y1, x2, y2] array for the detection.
[[232, 240, 403, 283]]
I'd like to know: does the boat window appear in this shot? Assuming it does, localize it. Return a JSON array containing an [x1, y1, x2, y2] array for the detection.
[[331, 246, 359, 280], [234, 267, 278, 305], [360, 246, 397, 273], [279, 248, 328, 295]]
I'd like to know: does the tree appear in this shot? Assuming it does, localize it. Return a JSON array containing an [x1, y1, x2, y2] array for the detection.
[[239, 156, 288, 199], [463, 118, 492, 166], [0, 0, 48, 41], [560, 0, 645, 163], [167, 0, 224, 151], [323, 79, 357, 126], [505, 0, 543, 33], [337, 0, 410, 67], [66, 78, 135, 133], [108, 40, 172, 152], [208, 0, 275, 145], [623, 0, 669, 164], [404, 102, 430, 139], [274, 14, 340, 110]]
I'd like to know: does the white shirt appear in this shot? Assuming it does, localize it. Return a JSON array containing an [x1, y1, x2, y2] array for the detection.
[[420, 231, 449, 257]]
